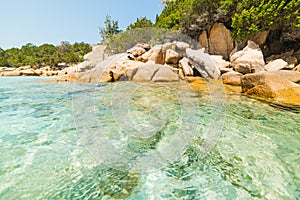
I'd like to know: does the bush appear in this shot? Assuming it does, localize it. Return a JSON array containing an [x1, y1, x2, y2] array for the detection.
[[104, 27, 198, 55]]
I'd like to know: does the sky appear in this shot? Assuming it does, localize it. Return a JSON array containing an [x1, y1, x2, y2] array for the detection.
[[0, 0, 164, 49]]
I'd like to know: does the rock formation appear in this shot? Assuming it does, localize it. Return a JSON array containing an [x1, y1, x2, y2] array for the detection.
[[241, 71, 300, 104], [208, 23, 234, 60], [221, 71, 243, 86], [230, 41, 265, 74], [186, 48, 221, 79], [57, 41, 222, 83]]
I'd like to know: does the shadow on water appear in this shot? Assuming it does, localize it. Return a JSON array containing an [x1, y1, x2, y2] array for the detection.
[[55, 166, 140, 199], [241, 94, 300, 114], [268, 102, 300, 114]]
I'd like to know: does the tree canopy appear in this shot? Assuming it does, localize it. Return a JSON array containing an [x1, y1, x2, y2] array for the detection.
[[126, 17, 153, 31], [155, 0, 300, 41], [99, 15, 121, 42], [0, 42, 91, 68], [231, 0, 300, 40]]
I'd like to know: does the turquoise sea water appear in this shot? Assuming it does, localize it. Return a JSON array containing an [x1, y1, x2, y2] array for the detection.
[[0, 77, 299, 199]]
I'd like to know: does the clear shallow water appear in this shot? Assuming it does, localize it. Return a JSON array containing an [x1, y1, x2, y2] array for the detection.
[[0, 77, 299, 199]]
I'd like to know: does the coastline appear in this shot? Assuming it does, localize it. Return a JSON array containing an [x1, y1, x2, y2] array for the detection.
[[1, 40, 300, 107]]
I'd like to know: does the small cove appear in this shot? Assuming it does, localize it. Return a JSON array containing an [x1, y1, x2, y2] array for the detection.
[[0, 76, 299, 199]]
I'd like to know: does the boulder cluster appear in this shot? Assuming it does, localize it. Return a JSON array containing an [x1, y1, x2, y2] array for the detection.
[[57, 40, 300, 105], [1, 36, 299, 105], [58, 41, 225, 83], [223, 41, 300, 105]]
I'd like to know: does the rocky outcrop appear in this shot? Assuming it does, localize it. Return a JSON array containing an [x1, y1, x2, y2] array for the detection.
[[186, 48, 221, 79], [210, 55, 232, 75], [241, 71, 300, 104], [174, 41, 190, 58], [222, 71, 243, 86], [55, 39, 299, 107], [83, 45, 106, 62], [45, 71, 59, 76], [264, 59, 288, 71], [59, 61, 98, 75], [58, 41, 224, 83], [230, 41, 265, 74], [63, 54, 125, 82], [59, 53, 180, 83], [208, 23, 234, 60]]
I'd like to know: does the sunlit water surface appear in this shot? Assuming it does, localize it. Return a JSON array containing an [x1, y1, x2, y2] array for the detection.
[[0, 77, 299, 199]]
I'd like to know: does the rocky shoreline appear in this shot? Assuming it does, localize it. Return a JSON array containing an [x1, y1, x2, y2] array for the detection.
[[0, 66, 60, 77], [53, 40, 300, 106], [1, 38, 300, 106]]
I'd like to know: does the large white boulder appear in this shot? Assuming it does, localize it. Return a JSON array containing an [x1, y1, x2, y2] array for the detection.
[[230, 41, 265, 74], [186, 48, 221, 79]]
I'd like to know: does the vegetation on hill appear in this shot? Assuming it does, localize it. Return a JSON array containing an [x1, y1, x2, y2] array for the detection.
[[3, 1, 299, 68], [100, 16, 157, 54], [100, 0, 299, 54], [126, 17, 153, 31], [0, 42, 91, 68], [156, 0, 299, 41]]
